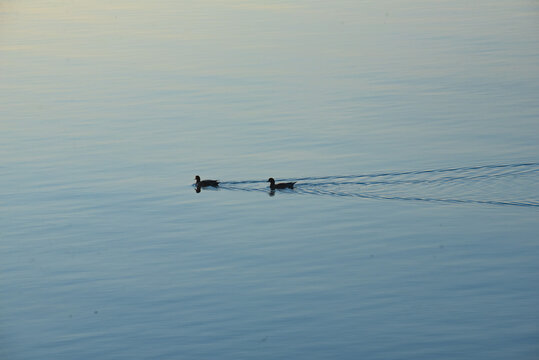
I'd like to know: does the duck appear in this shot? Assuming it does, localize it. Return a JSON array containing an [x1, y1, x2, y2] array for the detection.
[[195, 175, 219, 188], [267, 177, 295, 190]]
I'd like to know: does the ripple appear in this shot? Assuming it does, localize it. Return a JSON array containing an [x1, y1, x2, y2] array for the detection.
[[202, 162, 539, 208]]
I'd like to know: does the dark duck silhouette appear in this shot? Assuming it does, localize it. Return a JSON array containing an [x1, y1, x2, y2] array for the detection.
[[267, 177, 295, 190], [195, 175, 219, 188]]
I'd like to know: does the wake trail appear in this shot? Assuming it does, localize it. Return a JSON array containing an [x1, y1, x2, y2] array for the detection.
[[197, 162, 539, 208]]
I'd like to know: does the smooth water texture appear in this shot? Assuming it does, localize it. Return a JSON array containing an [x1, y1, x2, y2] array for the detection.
[[2, 1, 539, 359]]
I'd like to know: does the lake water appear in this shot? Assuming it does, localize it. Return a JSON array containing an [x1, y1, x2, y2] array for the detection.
[[2, 1, 539, 359]]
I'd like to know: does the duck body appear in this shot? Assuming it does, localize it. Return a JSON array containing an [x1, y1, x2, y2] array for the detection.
[[267, 177, 295, 190], [195, 175, 219, 187]]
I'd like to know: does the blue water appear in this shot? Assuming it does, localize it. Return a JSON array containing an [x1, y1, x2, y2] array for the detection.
[[2, 1, 539, 359]]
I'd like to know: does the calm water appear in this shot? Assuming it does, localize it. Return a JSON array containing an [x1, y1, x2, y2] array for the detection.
[[2, 1, 539, 359]]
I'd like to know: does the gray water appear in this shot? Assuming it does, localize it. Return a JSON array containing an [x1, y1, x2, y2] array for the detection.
[[2, 1, 539, 359]]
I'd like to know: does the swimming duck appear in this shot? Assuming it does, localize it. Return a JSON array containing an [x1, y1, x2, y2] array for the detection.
[[195, 175, 219, 188], [267, 177, 295, 190]]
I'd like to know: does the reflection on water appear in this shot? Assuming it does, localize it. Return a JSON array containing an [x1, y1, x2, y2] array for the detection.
[[2, 0, 539, 359], [216, 162, 539, 207]]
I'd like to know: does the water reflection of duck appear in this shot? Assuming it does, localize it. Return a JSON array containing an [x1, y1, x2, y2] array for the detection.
[[267, 177, 295, 190], [195, 175, 219, 188]]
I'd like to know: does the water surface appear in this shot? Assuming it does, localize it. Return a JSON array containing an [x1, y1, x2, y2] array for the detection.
[[2, 1, 539, 359]]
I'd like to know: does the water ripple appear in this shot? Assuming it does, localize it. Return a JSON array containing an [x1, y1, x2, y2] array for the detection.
[[206, 162, 539, 208]]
